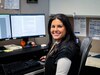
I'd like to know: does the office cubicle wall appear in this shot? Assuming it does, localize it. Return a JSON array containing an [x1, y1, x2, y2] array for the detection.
[[0, 0, 49, 46], [68, 16, 100, 53]]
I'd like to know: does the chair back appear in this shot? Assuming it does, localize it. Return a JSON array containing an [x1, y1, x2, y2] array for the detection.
[[78, 37, 92, 75]]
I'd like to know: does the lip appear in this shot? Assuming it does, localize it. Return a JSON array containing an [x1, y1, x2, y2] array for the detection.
[[52, 34, 61, 37], [53, 32, 60, 35], [53, 34, 60, 36]]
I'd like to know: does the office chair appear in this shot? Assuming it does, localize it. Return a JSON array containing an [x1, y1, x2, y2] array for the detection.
[[78, 37, 92, 75]]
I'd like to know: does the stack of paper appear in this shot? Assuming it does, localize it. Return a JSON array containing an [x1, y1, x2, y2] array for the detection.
[[4, 44, 22, 51]]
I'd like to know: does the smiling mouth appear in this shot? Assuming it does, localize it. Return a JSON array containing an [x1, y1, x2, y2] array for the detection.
[[53, 34, 60, 37], [53, 33, 60, 36]]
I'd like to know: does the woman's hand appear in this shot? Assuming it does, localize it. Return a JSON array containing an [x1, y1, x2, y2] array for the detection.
[[40, 56, 46, 62]]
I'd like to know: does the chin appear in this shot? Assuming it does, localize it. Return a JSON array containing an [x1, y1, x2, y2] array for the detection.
[[54, 38, 60, 40]]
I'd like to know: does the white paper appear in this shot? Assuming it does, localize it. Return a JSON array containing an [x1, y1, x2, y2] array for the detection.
[[4, 0, 20, 9], [89, 20, 100, 40], [74, 17, 86, 36], [0, 0, 1, 3]]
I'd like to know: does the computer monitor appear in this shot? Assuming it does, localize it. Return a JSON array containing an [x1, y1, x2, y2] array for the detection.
[[10, 14, 46, 44], [0, 14, 11, 40]]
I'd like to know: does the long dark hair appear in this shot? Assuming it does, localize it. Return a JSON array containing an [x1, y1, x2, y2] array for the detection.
[[48, 14, 77, 49]]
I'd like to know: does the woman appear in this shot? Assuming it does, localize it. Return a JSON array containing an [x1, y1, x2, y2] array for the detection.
[[40, 14, 81, 75]]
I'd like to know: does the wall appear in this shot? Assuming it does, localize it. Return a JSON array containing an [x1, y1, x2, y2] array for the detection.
[[0, 0, 100, 53], [49, 0, 100, 53], [49, 0, 100, 16], [0, 0, 49, 46], [68, 16, 100, 53]]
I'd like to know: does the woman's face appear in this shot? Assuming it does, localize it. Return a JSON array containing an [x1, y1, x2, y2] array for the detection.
[[50, 18, 66, 42]]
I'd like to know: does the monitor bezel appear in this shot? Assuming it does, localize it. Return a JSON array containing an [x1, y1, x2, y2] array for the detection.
[[0, 14, 11, 41], [10, 14, 46, 40]]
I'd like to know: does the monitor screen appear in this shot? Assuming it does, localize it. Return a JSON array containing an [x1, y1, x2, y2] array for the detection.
[[10, 14, 46, 39], [0, 14, 11, 40]]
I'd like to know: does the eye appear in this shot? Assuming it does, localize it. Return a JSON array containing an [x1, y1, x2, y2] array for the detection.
[[58, 25, 63, 28], [51, 25, 55, 28]]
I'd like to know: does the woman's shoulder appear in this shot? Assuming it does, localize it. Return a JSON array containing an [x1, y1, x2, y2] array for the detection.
[[59, 40, 80, 53], [60, 40, 76, 48], [56, 41, 80, 61]]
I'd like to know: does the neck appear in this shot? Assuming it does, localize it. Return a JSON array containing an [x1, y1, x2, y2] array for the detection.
[[55, 41, 60, 44]]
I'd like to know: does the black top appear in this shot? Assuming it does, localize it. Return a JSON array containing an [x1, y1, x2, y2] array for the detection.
[[45, 40, 81, 75]]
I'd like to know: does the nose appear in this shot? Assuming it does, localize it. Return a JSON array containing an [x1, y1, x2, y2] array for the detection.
[[54, 27, 58, 31]]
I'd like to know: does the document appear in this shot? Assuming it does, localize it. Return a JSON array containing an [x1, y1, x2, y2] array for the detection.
[[74, 17, 86, 36], [4, 0, 20, 9], [89, 19, 100, 40], [4, 44, 22, 51]]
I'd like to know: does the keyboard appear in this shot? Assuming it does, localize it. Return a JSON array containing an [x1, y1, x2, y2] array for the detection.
[[2, 60, 43, 74]]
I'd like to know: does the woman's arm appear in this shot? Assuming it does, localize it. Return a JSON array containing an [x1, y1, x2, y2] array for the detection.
[[56, 57, 71, 75]]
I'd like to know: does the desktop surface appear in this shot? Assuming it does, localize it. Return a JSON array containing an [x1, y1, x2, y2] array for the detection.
[[0, 45, 48, 64], [86, 52, 100, 68]]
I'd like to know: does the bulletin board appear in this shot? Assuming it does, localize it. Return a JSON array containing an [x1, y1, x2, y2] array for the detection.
[[68, 16, 100, 52], [0, 0, 20, 14], [68, 16, 100, 40]]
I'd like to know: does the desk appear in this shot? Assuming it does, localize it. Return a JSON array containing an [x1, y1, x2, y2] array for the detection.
[[25, 68, 45, 75], [86, 52, 100, 68], [0, 45, 48, 64], [0, 45, 48, 75]]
